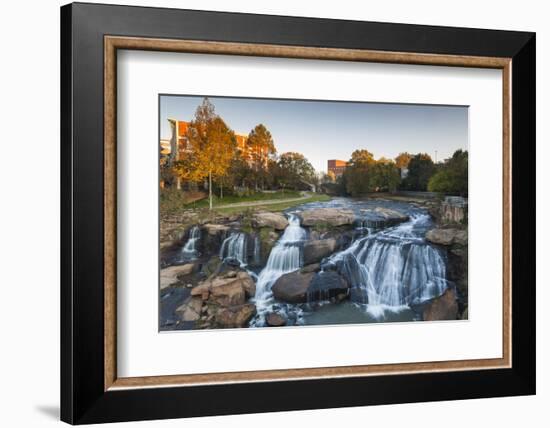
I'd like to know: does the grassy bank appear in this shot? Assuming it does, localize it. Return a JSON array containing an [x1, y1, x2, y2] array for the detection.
[[213, 193, 331, 215], [185, 190, 302, 209]]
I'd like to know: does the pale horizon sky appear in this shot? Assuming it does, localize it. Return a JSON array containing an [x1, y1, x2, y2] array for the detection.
[[159, 95, 468, 173]]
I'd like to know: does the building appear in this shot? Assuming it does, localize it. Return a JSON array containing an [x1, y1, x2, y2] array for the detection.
[[161, 119, 271, 173], [327, 159, 348, 177], [166, 119, 192, 163]]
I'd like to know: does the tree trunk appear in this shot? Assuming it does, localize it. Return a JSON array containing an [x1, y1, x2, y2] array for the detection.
[[176, 176, 181, 190], [220, 184, 223, 199], [209, 171, 213, 210]]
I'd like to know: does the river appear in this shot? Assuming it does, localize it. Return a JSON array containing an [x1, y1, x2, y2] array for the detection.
[[162, 197, 450, 329]]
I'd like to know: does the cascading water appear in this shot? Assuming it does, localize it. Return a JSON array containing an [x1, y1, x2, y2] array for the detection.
[[324, 214, 448, 318], [250, 213, 307, 325], [181, 226, 200, 260], [219, 232, 248, 266]]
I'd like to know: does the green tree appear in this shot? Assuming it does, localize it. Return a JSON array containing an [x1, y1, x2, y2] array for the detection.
[[370, 159, 401, 192], [401, 153, 435, 191], [247, 124, 276, 190], [176, 98, 236, 210], [277, 152, 316, 190], [428, 149, 468, 196], [344, 149, 376, 196], [395, 152, 412, 170]]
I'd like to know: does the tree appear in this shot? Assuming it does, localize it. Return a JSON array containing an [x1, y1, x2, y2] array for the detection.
[[370, 160, 401, 192], [247, 124, 276, 190], [176, 98, 236, 210], [344, 149, 376, 196], [401, 153, 435, 191], [428, 149, 468, 196], [277, 152, 316, 190], [395, 152, 412, 170]]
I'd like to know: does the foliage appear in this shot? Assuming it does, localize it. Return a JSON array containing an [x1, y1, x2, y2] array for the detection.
[[343, 150, 399, 195], [160, 188, 206, 215], [401, 153, 435, 191], [428, 149, 468, 196], [246, 124, 276, 190], [394, 152, 412, 169], [276, 152, 316, 190], [173, 98, 236, 209], [370, 161, 401, 192]]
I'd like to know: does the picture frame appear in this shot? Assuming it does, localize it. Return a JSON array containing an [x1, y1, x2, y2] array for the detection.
[[60, 2, 535, 424]]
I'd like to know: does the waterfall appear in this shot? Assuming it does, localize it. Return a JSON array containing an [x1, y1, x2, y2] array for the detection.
[[325, 214, 447, 317], [181, 226, 200, 260], [254, 213, 307, 302], [219, 232, 248, 266]]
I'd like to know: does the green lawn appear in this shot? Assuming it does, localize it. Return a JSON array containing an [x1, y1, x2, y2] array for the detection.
[[185, 190, 302, 209], [213, 193, 331, 215]]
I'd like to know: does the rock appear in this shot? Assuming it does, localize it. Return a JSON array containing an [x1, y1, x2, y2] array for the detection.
[[201, 256, 222, 277], [216, 304, 256, 328], [306, 271, 349, 301], [423, 288, 459, 321], [272, 271, 315, 303], [440, 196, 468, 224], [175, 296, 203, 321], [266, 312, 286, 327], [160, 263, 198, 289], [454, 230, 468, 246], [203, 223, 230, 235], [425, 228, 467, 246], [299, 208, 356, 227], [300, 263, 320, 273], [374, 207, 409, 221], [303, 238, 337, 265], [253, 212, 289, 230], [191, 270, 255, 305], [359, 207, 409, 228]]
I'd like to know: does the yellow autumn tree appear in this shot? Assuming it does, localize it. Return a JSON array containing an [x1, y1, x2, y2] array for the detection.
[[178, 98, 236, 210]]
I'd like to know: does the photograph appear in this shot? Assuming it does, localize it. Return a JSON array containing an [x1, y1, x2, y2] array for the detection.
[[159, 95, 469, 330]]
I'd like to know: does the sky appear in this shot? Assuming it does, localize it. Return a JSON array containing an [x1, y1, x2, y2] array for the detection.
[[160, 95, 468, 173]]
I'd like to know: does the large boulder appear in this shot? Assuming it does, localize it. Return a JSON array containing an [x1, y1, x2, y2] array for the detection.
[[359, 207, 409, 228], [425, 228, 467, 246], [266, 312, 287, 327], [299, 208, 356, 227], [272, 271, 315, 303], [253, 212, 288, 230], [216, 303, 256, 328], [175, 296, 203, 321], [423, 288, 458, 321], [202, 223, 231, 235], [191, 270, 255, 306], [307, 271, 349, 301], [303, 238, 337, 265], [160, 262, 198, 289]]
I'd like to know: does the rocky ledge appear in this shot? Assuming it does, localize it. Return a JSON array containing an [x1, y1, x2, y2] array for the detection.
[[423, 288, 459, 321], [252, 211, 288, 230], [299, 208, 356, 227], [425, 228, 467, 246], [272, 267, 349, 303], [176, 269, 257, 328]]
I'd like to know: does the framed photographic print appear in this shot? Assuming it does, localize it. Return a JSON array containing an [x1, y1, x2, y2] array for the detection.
[[61, 2, 536, 424]]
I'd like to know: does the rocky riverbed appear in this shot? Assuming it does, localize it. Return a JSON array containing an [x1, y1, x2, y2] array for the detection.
[[159, 196, 468, 330]]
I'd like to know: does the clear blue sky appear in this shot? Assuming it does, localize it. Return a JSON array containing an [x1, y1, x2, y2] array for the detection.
[[160, 95, 468, 173]]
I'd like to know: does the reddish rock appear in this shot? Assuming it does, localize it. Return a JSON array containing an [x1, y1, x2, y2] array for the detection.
[[423, 288, 458, 321]]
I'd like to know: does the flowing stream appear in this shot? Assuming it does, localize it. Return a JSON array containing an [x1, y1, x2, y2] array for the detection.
[[219, 232, 248, 266], [251, 213, 307, 326], [322, 213, 447, 319], [180, 225, 200, 261]]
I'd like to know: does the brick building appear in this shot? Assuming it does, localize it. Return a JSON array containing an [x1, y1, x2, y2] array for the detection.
[[327, 159, 348, 177]]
